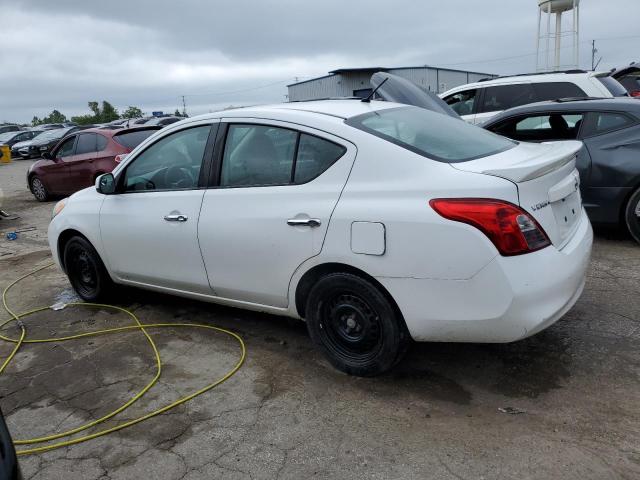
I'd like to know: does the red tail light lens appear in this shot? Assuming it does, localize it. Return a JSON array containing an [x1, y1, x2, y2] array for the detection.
[[630, 90, 640, 98], [430, 198, 551, 256]]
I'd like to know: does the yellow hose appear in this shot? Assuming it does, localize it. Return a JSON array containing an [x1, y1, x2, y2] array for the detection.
[[0, 262, 246, 455]]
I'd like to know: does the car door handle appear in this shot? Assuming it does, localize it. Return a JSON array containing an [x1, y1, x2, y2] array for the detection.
[[164, 214, 188, 222], [287, 218, 321, 227]]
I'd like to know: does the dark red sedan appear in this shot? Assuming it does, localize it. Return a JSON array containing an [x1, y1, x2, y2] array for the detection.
[[27, 126, 161, 201]]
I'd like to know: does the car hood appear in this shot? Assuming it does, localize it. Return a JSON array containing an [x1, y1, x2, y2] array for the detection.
[[370, 72, 461, 119]]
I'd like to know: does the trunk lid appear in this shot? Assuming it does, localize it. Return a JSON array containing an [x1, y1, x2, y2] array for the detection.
[[452, 140, 584, 248]]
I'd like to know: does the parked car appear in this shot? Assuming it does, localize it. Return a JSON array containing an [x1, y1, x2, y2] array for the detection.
[[483, 98, 640, 243], [0, 408, 21, 480], [18, 126, 86, 159], [0, 130, 41, 149], [10, 131, 46, 159], [610, 62, 640, 98], [441, 70, 629, 125], [143, 116, 184, 127], [0, 124, 21, 134], [28, 126, 161, 201], [49, 97, 592, 376]]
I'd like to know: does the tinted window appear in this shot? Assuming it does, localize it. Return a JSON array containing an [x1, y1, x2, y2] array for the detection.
[[75, 133, 97, 155], [113, 129, 157, 149], [221, 125, 297, 187], [492, 113, 584, 141], [96, 134, 108, 151], [444, 89, 478, 116], [585, 112, 636, 136], [597, 77, 629, 97], [57, 137, 76, 158], [295, 134, 346, 183], [533, 82, 587, 101], [479, 84, 536, 113], [124, 125, 210, 192], [346, 106, 515, 163]]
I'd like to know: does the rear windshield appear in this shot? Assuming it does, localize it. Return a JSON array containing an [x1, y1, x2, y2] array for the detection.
[[597, 77, 629, 97], [345, 106, 516, 163], [113, 129, 157, 149]]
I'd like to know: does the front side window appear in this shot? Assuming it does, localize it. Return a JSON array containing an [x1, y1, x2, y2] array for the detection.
[[492, 113, 584, 141], [56, 136, 76, 158], [346, 106, 515, 163], [479, 84, 536, 113], [584, 112, 636, 136], [124, 125, 210, 192], [75, 133, 97, 155], [220, 125, 297, 187], [444, 89, 477, 116]]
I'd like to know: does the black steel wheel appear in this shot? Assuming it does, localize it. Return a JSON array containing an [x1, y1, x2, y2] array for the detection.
[[626, 188, 640, 245], [306, 273, 408, 377], [30, 176, 49, 202], [63, 236, 115, 302]]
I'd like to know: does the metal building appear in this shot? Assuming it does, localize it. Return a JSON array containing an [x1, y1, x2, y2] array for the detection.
[[287, 66, 495, 101]]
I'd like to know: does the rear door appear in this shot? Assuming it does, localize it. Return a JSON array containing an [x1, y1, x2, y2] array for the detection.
[[66, 132, 99, 190], [198, 120, 356, 307]]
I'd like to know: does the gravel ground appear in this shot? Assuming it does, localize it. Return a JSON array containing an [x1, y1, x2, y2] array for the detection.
[[1, 159, 639, 479]]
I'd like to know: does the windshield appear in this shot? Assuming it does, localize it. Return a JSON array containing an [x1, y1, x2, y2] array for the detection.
[[0, 132, 16, 142], [345, 106, 516, 163], [37, 128, 72, 140]]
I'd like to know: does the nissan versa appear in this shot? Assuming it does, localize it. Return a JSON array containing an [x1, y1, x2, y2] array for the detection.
[[48, 96, 593, 376]]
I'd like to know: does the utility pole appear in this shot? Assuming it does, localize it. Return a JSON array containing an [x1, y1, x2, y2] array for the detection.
[[181, 95, 187, 117]]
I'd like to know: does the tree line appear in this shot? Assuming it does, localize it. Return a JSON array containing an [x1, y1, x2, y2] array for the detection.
[[30, 101, 184, 126]]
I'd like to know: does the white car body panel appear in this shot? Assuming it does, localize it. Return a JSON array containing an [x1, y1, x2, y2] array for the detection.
[[49, 100, 593, 344]]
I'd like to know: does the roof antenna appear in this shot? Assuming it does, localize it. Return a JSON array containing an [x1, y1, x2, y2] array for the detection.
[[361, 77, 389, 103]]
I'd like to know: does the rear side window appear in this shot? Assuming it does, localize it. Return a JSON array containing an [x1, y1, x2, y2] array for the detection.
[[479, 84, 536, 113], [597, 77, 629, 97], [75, 133, 97, 155], [295, 134, 346, 183], [346, 106, 515, 163], [114, 129, 158, 149], [96, 134, 108, 151], [583, 112, 636, 136], [444, 89, 477, 116], [533, 82, 587, 101], [491, 113, 584, 141]]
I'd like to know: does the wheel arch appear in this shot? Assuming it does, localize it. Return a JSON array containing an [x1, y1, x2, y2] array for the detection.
[[294, 262, 406, 326], [57, 229, 92, 272]]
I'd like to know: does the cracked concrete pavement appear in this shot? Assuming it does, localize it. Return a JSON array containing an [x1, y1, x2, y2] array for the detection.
[[1, 160, 639, 479]]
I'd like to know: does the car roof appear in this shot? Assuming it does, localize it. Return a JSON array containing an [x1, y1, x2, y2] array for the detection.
[[442, 71, 607, 94], [484, 97, 640, 124], [191, 100, 403, 123]]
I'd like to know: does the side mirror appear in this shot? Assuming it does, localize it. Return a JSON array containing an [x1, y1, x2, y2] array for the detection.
[[42, 152, 52, 160], [96, 173, 116, 195]]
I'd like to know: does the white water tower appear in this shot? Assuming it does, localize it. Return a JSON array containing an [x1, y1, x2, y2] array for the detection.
[[536, 0, 581, 72]]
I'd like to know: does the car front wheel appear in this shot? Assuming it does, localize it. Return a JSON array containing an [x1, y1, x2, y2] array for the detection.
[[30, 176, 49, 202], [625, 188, 640, 245], [63, 236, 115, 302], [305, 273, 409, 377]]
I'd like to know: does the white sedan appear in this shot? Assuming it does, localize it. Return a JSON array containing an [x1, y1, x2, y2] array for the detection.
[[48, 99, 592, 376]]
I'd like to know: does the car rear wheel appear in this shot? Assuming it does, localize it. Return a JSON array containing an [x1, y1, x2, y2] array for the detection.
[[63, 236, 115, 302], [30, 176, 49, 202], [305, 273, 409, 377], [625, 187, 640, 244]]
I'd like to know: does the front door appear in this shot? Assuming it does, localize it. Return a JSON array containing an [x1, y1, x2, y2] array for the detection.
[[198, 120, 356, 308], [43, 135, 76, 194], [99, 123, 217, 293]]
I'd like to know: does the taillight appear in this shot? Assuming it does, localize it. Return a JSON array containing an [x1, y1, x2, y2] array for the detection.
[[430, 198, 551, 256], [630, 90, 640, 98]]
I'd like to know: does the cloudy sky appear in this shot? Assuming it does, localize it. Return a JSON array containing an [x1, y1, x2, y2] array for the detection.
[[1, 0, 638, 123]]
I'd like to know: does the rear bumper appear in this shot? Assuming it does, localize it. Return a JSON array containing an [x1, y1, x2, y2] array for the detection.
[[379, 210, 593, 343]]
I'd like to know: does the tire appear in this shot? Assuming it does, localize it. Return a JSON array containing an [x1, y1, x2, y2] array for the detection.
[[305, 273, 409, 377], [625, 188, 640, 245], [63, 236, 116, 302], [30, 176, 49, 202]]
